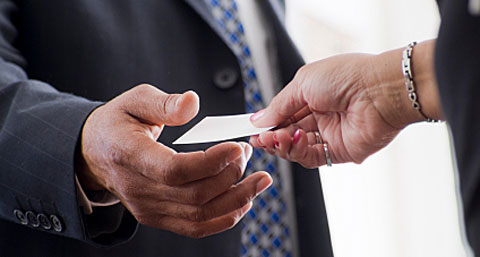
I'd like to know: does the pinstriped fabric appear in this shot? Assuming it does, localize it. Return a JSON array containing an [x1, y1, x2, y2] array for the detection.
[[0, 79, 102, 237]]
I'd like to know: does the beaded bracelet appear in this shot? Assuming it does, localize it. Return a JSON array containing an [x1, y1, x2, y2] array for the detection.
[[401, 42, 439, 122]]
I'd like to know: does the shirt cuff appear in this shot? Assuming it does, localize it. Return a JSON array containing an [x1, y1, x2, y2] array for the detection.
[[75, 175, 120, 215]]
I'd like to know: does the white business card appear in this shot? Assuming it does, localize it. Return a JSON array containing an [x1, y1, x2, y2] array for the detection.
[[173, 114, 273, 145]]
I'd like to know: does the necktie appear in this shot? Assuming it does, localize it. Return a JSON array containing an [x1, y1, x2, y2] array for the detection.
[[206, 1, 293, 256]]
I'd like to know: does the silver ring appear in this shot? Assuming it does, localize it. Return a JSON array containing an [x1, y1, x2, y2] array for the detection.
[[323, 143, 332, 167], [314, 131, 323, 144], [315, 131, 332, 167]]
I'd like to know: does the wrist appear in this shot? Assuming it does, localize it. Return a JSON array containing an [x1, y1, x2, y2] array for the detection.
[[75, 153, 105, 192], [365, 49, 421, 129], [408, 40, 443, 121], [75, 110, 106, 192], [365, 41, 442, 129]]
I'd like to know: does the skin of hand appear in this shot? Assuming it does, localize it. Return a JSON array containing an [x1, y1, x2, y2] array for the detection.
[[249, 40, 442, 168], [77, 84, 272, 238]]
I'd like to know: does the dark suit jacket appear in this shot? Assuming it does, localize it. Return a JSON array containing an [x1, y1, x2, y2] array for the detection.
[[0, 0, 333, 256], [435, 0, 480, 255]]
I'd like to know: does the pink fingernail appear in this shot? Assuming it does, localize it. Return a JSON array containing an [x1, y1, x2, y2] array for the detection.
[[273, 134, 279, 148], [293, 129, 301, 145], [257, 137, 265, 147], [250, 109, 265, 122]]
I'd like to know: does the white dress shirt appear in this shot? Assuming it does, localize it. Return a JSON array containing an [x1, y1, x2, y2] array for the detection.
[[236, 1, 299, 256]]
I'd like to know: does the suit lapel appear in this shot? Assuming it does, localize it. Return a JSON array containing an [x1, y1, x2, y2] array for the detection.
[[183, 0, 234, 52], [183, 0, 286, 54], [264, 0, 286, 23], [183, 0, 216, 29]]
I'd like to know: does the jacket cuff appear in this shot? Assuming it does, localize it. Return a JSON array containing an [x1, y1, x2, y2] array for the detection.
[[1, 81, 137, 247]]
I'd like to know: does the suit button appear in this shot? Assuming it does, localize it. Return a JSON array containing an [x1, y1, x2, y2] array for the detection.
[[213, 68, 239, 90], [50, 215, 63, 232], [14, 209, 28, 225], [26, 211, 40, 227], [37, 213, 52, 230]]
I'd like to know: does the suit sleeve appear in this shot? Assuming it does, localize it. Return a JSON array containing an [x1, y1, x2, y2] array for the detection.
[[0, 0, 137, 246]]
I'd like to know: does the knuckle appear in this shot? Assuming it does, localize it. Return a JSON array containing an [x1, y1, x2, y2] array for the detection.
[[270, 96, 283, 112], [277, 151, 287, 160], [130, 206, 149, 225], [157, 93, 176, 117], [191, 207, 209, 222], [296, 64, 308, 78], [162, 166, 181, 186], [301, 162, 317, 169], [271, 95, 295, 120], [287, 115, 299, 125], [134, 212, 164, 229], [187, 225, 207, 239], [230, 162, 244, 182], [134, 214, 148, 225], [282, 96, 298, 115], [352, 157, 364, 165], [161, 167, 177, 185], [237, 185, 255, 204], [134, 84, 154, 95], [162, 155, 188, 186], [300, 151, 317, 169], [227, 184, 254, 209], [188, 190, 209, 205], [224, 215, 238, 230], [349, 151, 366, 165]]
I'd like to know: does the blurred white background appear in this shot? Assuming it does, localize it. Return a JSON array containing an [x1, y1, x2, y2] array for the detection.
[[284, 0, 469, 256]]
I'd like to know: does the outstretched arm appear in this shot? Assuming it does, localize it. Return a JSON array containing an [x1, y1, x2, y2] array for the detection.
[[249, 40, 442, 168]]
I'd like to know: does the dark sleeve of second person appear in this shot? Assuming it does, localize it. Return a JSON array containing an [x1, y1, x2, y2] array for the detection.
[[435, 0, 480, 255], [0, 0, 137, 246]]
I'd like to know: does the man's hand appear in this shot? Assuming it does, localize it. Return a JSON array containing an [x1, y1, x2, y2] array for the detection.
[[78, 84, 272, 238]]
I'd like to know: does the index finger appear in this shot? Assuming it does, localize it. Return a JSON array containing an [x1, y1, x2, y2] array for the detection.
[[157, 142, 246, 186], [250, 78, 307, 128], [276, 106, 312, 129]]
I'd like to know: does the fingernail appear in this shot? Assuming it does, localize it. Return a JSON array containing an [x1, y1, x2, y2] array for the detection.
[[244, 144, 253, 160], [227, 143, 243, 162], [250, 109, 265, 122], [256, 175, 273, 195], [257, 137, 265, 147], [273, 134, 279, 148], [293, 129, 301, 145]]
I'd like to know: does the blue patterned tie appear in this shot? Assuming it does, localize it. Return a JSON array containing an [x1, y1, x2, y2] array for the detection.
[[206, 1, 293, 256]]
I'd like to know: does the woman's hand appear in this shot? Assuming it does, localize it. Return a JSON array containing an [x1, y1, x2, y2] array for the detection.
[[249, 50, 434, 168]]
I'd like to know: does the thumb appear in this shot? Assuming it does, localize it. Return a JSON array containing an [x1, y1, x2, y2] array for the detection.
[[118, 84, 200, 126], [250, 80, 306, 128]]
